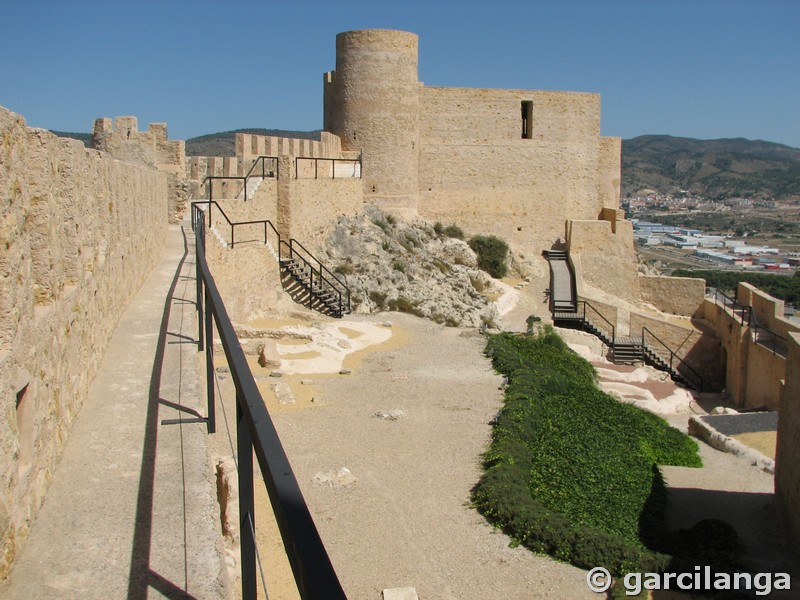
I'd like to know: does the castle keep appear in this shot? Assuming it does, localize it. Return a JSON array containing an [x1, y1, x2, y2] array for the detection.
[[2, 27, 800, 593]]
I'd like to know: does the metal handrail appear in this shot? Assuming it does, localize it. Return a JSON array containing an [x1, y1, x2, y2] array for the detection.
[[244, 155, 278, 181], [295, 156, 362, 179], [191, 200, 280, 251], [748, 306, 788, 356], [641, 326, 704, 391], [203, 156, 279, 202], [713, 289, 786, 356], [191, 204, 347, 600], [579, 300, 616, 344], [713, 289, 751, 326], [284, 238, 351, 315]]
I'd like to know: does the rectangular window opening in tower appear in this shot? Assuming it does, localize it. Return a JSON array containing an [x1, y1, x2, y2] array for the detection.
[[521, 101, 533, 139]]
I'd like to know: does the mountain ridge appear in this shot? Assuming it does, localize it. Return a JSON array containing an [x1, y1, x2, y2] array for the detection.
[[621, 134, 800, 201]]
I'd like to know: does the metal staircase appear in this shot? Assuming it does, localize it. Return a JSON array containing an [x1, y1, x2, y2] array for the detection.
[[192, 200, 351, 319], [545, 248, 703, 391], [278, 240, 351, 318]]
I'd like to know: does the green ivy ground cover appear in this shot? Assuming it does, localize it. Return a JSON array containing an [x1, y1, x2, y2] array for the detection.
[[472, 329, 703, 574]]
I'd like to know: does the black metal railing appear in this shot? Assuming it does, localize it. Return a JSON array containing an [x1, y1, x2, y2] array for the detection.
[[203, 156, 279, 202], [712, 288, 752, 326], [748, 307, 788, 357], [295, 156, 362, 179], [191, 200, 280, 250], [578, 300, 616, 344], [190, 204, 347, 600], [281, 238, 351, 315], [712, 288, 787, 356], [641, 326, 704, 391]]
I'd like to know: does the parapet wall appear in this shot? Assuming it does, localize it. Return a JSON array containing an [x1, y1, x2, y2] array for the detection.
[[93, 116, 186, 223], [0, 106, 168, 579]]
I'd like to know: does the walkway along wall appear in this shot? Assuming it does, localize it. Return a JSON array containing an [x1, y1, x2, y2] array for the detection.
[[0, 106, 168, 580]]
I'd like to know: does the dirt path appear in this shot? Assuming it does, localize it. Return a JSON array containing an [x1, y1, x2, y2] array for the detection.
[[249, 312, 597, 600]]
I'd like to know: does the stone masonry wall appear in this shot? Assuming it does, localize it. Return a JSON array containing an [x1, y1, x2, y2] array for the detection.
[[93, 117, 186, 224], [417, 87, 617, 250], [568, 219, 642, 304], [0, 106, 167, 579], [640, 275, 706, 317]]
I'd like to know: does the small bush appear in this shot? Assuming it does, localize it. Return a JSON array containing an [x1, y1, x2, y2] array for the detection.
[[392, 260, 407, 273], [371, 217, 389, 233], [443, 224, 464, 239], [386, 214, 397, 226], [469, 235, 509, 278], [381, 240, 392, 252], [388, 296, 423, 316], [433, 221, 444, 235], [334, 262, 354, 276], [369, 290, 387, 309]]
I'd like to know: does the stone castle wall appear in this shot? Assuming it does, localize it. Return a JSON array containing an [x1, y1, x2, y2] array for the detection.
[[417, 86, 620, 252], [93, 117, 186, 223], [0, 106, 167, 578], [640, 275, 706, 317], [568, 219, 641, 304]]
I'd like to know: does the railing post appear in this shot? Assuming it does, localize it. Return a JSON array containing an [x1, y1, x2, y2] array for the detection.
[[231, 224, 235, 249], [237, 393, 257, 600], [205, 289, 216, 434], [196, 219, 205, 353]]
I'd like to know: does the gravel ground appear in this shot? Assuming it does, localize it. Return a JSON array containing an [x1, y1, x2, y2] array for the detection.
[[261, 311, 598, 600], [700, 412, 779, 436]]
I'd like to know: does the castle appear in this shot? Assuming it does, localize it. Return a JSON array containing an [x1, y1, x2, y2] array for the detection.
[[1, 28, 799, 590]]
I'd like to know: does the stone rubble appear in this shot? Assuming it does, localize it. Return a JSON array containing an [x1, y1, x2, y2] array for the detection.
[[323, 208, 506, 328]]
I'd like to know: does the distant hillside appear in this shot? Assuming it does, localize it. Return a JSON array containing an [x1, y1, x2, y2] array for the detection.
[[185, 129, 322, 157], [50, 131, 92, 147], [622, 135, 800, 201]]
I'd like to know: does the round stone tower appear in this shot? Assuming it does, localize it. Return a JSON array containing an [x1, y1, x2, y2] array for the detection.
[[327, 29, 420, 215]]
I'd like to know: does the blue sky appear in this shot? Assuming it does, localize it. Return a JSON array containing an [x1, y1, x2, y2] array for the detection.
[[1, 0, 798, 148]]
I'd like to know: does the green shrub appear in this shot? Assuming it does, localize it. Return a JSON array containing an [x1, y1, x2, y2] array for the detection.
[[388, 296, 423, 316], [433, 221, 444, 235], [334, 262, 354, 276], [369, 290, 387, 309], [371, 217, 389, 233], [392, 260, 407, 273], [469, 234, 509, 278], [473, 330, 707, 575], [443, 224, 464, 239]]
